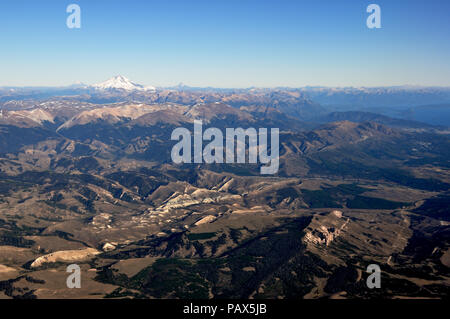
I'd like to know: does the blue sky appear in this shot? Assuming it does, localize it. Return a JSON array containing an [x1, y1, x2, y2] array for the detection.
[[0, 0, 449, 87]]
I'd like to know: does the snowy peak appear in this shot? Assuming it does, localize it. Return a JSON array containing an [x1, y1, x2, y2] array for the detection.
[[69, 81, 88, 88], [92, 76, 155, 91]]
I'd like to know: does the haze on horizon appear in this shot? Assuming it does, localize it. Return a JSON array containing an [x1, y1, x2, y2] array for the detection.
[[3, 76, 450, 90], [1, 0, 449, 88]]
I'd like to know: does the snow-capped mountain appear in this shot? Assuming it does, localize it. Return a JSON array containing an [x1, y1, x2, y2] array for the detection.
[[92, 75, 156, 91], [65, 81, 89, 89]]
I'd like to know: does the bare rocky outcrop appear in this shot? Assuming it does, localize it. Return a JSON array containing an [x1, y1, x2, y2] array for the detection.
[[303, 211, 349, 247], [102, 243, 116, 252], [194, 215, 217, 226], [30, 248, 101, 268]]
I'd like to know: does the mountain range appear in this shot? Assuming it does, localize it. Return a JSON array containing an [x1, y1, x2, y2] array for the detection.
[[0, 77, 449, 299], [2, 76, 450, 126]]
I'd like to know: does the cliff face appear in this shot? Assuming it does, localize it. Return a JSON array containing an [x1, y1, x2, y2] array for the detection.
[[303, 210, 348, 247]]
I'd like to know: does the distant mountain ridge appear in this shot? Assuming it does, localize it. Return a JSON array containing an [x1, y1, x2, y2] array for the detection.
[[1, 77, 450, 126], [315, 111, 437, 129], [300, 86, 450, 107]]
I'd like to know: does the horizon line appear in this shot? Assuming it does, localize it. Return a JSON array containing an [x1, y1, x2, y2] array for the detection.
[[2, 83, 450, 90]]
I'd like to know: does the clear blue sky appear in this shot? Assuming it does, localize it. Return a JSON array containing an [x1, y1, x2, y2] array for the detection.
[[1, 0, 449, 87]]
